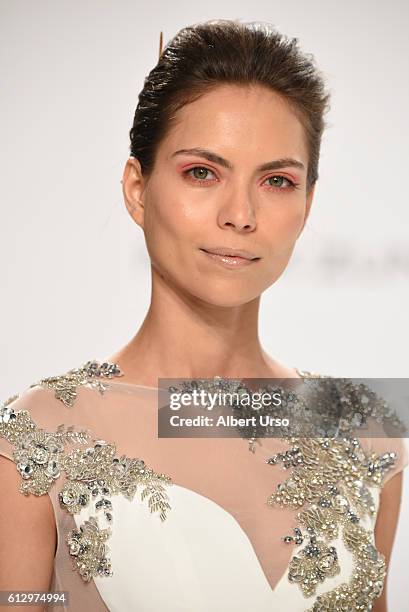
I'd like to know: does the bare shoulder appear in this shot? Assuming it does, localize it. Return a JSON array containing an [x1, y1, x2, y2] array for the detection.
[[262, 352, 301, 378]]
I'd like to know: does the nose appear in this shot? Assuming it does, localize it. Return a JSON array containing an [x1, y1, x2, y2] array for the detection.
[[218, 188, 257, 232]]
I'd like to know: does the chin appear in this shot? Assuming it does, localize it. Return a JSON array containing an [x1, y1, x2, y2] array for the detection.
[[192, 287, 263, 308]]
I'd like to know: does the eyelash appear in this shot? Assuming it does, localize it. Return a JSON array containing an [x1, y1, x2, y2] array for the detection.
[[182, 166, 299, 192]]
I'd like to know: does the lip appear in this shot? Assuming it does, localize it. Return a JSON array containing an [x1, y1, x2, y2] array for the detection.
[[200, 247, 260, 260], [200, 247, 260, 268]]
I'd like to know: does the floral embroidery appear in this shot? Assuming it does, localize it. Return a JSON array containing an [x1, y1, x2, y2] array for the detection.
[[30, 359, 123, 407], [1, 365, 406, 602], [267, 436, 395, 605], [171, 371, 405, 609], [0, 391, 172, 583], [66, 516, 113, 582], [287, 534, 340, 597], [0, 397, 91, 495], [309, 522, 386, 611], [59, 440, 172, 521], [266, 370, 403, 609]]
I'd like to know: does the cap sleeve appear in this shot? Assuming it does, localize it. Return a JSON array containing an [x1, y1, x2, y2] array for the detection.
[[0, 383, 93, 495], [0, 378, 120, 608], [368, 434, 409, 486], [325, 376, 409, 489], [345, 382, 409, 488]]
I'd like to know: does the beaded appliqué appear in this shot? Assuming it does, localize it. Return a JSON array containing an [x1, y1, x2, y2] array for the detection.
[[0, 381, 172, 583], [1, 365, 405, 601], [173, 371, 404, 609], [29, 359, 124, 407], [266, 370, 401, 610]]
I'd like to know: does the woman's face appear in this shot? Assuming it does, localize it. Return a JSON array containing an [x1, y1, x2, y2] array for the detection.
[[123, 84, 314, 307]]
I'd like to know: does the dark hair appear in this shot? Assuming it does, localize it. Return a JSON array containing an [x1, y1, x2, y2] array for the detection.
[[129, 19, 331, 194]]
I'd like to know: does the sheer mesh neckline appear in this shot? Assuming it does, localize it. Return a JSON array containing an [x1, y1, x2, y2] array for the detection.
[[98, 364, 309, 392]]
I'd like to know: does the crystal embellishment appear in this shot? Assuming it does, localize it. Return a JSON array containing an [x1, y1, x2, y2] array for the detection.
[[0, 365, 404, 604], [267, 371, 399, 609], [0, 377, 172, 583], [167, 371, 403, 608], [66, 516, 113, 582], [30, 359, 124, 407], [288, 534, 340, 596]]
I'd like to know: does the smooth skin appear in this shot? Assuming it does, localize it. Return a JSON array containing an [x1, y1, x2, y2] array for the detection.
[[110, 84, 314, 385], [373, 471, 404, 612], [0, 456, 56, 612], [0, 83, 404, 611]]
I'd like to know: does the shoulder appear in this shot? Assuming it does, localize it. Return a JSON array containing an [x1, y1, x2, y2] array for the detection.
[[2, 359, 174, 584], [0, 359, 124, 494], [291, 372, 409, 485], [24, 358, 124, 407], [332, 377, 409, 482]]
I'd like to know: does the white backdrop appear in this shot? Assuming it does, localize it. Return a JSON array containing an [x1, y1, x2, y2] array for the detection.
[[1, 0, 408, 608]]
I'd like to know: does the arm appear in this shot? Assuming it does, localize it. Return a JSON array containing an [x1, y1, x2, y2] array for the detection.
[[372, 471, 404, 612], [0, 456, 57, 612]]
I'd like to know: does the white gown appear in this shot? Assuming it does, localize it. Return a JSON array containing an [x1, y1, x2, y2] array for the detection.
[[1, 360, 408, 611]]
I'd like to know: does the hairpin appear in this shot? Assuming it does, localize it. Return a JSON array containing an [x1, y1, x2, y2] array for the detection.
[[158, 31, 163, 60]]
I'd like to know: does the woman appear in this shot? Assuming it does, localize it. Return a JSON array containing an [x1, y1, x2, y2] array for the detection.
[[0, 19, 407, 612]]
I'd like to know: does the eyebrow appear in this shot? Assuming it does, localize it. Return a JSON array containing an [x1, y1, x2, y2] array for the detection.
[[171, 147, 305, 172]]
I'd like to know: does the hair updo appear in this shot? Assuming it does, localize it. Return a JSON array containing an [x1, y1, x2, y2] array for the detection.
[[129, 19, 331, 194]]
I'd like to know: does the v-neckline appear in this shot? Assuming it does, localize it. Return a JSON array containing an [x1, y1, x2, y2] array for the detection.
[[167, 466, 301, 595], [88, 360, 318, 595]]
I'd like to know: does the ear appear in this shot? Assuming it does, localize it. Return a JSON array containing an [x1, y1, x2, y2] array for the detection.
[[121, 157, 146, 229]]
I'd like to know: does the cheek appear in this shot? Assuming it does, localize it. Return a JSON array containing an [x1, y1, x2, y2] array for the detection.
[[146, 172, 208, 236], [280, 207, 305, 237], [143, 186, 195, 261], [261, 199, 306, 249]]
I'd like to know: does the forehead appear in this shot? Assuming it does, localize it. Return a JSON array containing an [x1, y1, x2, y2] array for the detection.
[[160, 83, 308, 164]]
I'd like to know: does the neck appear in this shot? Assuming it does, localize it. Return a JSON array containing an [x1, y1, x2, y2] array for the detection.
[[107, 268, 297, 387]]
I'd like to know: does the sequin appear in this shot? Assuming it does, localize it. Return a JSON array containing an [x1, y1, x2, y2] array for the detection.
[[66, 516, 113, 582], [288, 534, 340, 597], [0, 368, 172, 583], [173, 370, 403, 608], [309, 521, 386, 610], [29, 359, 124, 407], [0, 363, 405, 605], [266, 371, 400, 609]]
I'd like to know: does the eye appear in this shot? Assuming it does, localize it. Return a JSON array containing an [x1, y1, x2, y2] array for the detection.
[[263, 175, 297, 191], [182, 167, 299, 191], [183, 166, 217, 183]]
